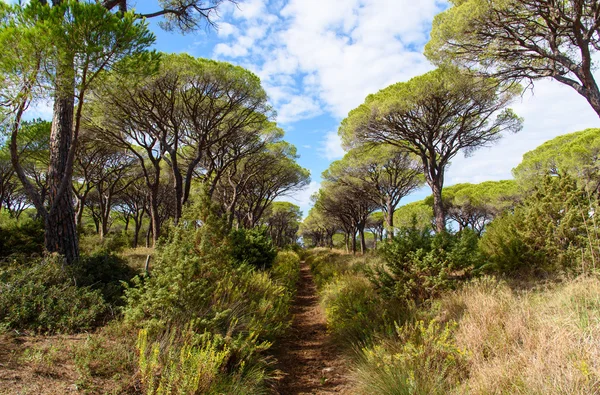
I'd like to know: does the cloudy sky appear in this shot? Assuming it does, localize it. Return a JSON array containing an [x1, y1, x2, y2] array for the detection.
[[26, 0, 600, 216]]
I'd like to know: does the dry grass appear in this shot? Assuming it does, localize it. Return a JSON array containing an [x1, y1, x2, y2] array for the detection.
[[0, 323, 137, 395], [440, 276, 600, 394]]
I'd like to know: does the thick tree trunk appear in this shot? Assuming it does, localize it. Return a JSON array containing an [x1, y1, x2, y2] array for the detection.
[[430, 180, 446, 233], [351, 230, 357, 255], [344, 233, 349, 253], [46, 89, 79, 263]]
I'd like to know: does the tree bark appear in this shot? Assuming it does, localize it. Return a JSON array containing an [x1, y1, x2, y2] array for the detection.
[[359, 225, 366, 255], [46, 84, 79, 263], [386, 199, 394, 241], [430, 179, 446, 233]]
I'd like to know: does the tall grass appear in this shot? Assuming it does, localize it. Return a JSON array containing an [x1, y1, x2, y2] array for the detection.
[[353, 275, 600, 394]]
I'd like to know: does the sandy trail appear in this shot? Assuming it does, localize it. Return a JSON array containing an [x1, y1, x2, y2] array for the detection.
[[272, 261, 352, 394]]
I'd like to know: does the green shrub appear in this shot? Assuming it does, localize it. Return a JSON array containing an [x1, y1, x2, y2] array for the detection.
[[124, 214, 293, 392], [79, 231, 130, 255], [307, 249, 355, 289], [75, 251, 138, 306], [228, 227, 277, 270], [136, 328, 230, 395], [479, 175, 596, 275], [354, 320, 468, 395], [321, 274, 389, 346], [271, 251, 301, 294], [0, 218, 44, 257], [0, 256, 107, 333], [372, 228, 480, 304]]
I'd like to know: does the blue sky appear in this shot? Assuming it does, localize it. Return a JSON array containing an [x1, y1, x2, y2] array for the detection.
[[23, 0, 600, 217]]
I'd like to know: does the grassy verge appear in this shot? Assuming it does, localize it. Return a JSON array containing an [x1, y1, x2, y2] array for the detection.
[[305, 248, 600, 394]]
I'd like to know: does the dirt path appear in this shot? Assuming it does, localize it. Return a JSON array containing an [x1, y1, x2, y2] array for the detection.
[[272, 261, 352, 394]]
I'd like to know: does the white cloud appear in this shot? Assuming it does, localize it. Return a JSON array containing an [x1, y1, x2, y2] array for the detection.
[[213, 0, 446, 123], [216, 22, 238, 38], [445, 79, 600, 185], [276, 95, 323, 124], [319, 131, 346, 160]]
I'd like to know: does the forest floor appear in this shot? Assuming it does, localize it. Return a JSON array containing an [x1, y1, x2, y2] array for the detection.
[[272, 261, 352, 394]]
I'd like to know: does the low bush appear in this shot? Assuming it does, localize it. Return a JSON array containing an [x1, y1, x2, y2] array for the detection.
[[307, 248, 368, 289], [371, 228, 480, 304], [75, 251, 138, 306], [271, 250, 301, 295], [136, 328, 230, 394], [479, 175, 597, 275], [0, 217, 44, 257], [228, 227, 277, 270], [321, 274, 389, 346], [353, 319, 468, 395], [79, 231, 131, 255], [123, 205, 296, 393], [0, 256, 107, 333]]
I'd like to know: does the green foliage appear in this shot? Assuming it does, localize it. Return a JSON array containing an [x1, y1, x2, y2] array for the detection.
[[354, 320, 468, 395], [263, 201, 302, 248], [0, 216, 44, 257], [321, 274, 389, 346], [136, 328, 230, 395], [372, 227, 480, 304], [79, 231, 131, 255], [480, 175, 598, 274], [271, 251, 301, 295], [75, 251, 138, 306], [72, 323, 137, 391], [0, 255, 107, 333], [123, 205, 296, 392], [394, 201, 434, 233], [228, 227, 277, 270], [513, 128, 600, 192]]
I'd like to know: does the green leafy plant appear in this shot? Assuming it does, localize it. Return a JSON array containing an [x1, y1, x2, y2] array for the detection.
[[479, 175, 598, 275], [0, 255, 107, 333], [228, 227, 277, 270], [371, 227, 480, 304]]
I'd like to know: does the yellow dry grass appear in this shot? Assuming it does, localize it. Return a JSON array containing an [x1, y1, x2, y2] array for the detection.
[[441, 276, 600, 394]]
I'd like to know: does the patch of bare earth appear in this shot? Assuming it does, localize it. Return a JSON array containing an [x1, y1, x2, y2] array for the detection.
[[272, 261, 352, 395], [0, 332, 135, 395]]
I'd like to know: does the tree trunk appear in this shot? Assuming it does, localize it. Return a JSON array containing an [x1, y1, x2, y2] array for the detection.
[[344, 233, 349, 253], [149, 196, 160, 247], [133, 217, 142, 248], [430, 180, 446, 233], [351, 230, 357, 255], [359, 226, 366, 255], [75, 195, 85, 228], [46, 90, 79, 263], [145, 220, 152, 248], [386, 200, 394, 241], [171, 160, 183, 226]]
